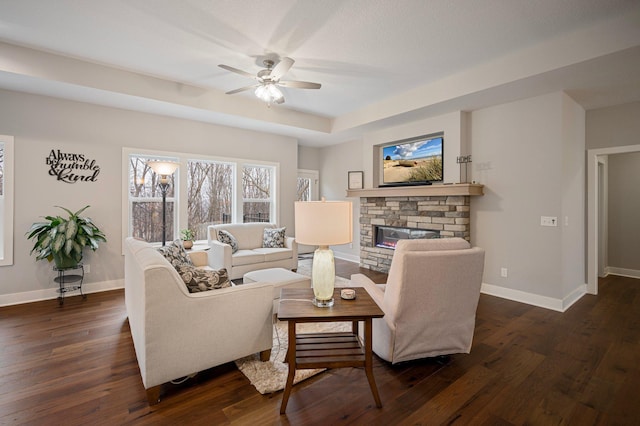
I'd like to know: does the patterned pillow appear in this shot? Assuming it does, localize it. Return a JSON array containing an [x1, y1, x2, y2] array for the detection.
[[157, 239, 194, 268], [217, 229, 238, 253], [176, 264, 231, 292], [263, 227, 286, 248]]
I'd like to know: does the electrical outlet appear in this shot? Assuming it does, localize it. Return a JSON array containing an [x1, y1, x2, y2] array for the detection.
[[501, 267, 508, 278], [84, 264, 90, 274], [541, 216, 558, 227]]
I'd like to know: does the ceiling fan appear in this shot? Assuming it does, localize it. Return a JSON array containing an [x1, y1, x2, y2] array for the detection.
[[218, 57, 321, 105]]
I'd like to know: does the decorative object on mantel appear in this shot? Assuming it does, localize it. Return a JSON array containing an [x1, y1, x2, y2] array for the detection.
[[147, 160, 179, 246], [294, 199, 352, 307], [180, 228, 195, 249], [45, 149, 101, 183], [348, 170, 364, 189], [456, 155, 472, 183], [26, 205, 107, 269]]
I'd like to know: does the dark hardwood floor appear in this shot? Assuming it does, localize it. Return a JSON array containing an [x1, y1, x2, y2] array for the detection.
[[1, 262, 639, 425]]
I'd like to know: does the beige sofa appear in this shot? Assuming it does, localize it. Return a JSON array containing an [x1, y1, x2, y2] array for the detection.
[[124, 237, 274, 404], [207, 222, 298, 279], [351, 238, 485, 364]]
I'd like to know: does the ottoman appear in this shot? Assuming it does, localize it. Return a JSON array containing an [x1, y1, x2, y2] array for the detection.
[[243, 268, 311, 313]]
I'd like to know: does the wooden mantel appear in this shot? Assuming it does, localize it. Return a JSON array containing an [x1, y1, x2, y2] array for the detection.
[[346, 183, 484, 198]]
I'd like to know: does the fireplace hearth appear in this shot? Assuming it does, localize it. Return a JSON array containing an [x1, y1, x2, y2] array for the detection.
[[374, 225, 439, 250]]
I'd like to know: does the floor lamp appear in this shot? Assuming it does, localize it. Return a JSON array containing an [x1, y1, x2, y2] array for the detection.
[[295, 199, 352, 307], [147, 160, 179, 246]]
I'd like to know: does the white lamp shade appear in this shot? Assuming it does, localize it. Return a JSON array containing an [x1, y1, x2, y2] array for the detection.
[[147, 160, 179, 176], [295, 200, 353, 246]]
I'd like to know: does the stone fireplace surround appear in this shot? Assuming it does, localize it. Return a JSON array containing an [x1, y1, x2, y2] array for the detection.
[[347, 184, 483, 273]]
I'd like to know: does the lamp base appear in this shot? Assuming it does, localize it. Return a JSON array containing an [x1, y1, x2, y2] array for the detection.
[[312, 297, 335, 308], [311, 246, 336, 308]]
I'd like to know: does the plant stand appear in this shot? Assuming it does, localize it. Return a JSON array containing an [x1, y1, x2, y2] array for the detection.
[[54, 263, 85, 306]]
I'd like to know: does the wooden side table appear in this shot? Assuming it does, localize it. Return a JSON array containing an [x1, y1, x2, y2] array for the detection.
[[277, 287, 384, 414]]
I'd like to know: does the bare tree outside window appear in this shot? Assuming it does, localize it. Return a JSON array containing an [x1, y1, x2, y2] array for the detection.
[[297, 177, 310, 201], [187, 160, 234, 240], [129, 156, 177, 243], [243, 166, 272, 222]]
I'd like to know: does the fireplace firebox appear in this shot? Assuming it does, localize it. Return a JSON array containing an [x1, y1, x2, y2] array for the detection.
[[374, 225, 440, 250]]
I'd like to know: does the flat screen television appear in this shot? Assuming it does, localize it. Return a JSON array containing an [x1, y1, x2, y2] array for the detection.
[[380, 134, 443, 187]]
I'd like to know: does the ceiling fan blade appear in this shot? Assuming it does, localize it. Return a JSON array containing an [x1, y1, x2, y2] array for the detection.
[[270, 57, 294, 80], [225, 84, 259, 95], [218, 64, 256, 79], [278, 80, 321, 89]]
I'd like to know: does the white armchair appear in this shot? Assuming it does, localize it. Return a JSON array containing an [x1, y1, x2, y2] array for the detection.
[[351, 238, 485, 364]]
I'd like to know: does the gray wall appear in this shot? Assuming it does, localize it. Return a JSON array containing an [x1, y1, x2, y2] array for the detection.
[[316, 92, 587, 308], [607, 152, 640, 271], [0, 89, 298, 300], [586, 102, 640, 149], [297, 145, 321, 171], [318, 139, 364, 262], [470, 92, 585, 301], [587, 101, 640, 275]]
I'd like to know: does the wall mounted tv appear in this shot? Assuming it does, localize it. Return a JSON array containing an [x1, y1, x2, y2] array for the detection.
[[380, 134, 443, 187]]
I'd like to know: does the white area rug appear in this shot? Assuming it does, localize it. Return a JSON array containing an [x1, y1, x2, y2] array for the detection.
[[235, 258, 353, 394], [235, 321, 352, 394]]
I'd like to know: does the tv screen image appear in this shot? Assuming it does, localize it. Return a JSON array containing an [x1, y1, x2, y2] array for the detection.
[[382, 135, 443, 186]]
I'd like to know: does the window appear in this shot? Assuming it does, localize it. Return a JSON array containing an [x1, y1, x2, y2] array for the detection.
[[0, 135, 14, 266], [187, 159, 235, 240], [242, 165, 275, 223], [297, 169, 319, 201], [128, 155, 178, 244], [123, 148, 278, 245]]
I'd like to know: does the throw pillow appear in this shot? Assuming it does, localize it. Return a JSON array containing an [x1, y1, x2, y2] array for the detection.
[[157, 239, 194, 268], [176, 264, 231, 292], [217, 230, 239, 253], [263, 227, 286, 248]]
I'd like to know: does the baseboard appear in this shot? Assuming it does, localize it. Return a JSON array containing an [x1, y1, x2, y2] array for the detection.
[[333, 252, 360, 263], [0, 279, 124, 307], [481, 282, 587, 313], [606, 267, 640, 279]]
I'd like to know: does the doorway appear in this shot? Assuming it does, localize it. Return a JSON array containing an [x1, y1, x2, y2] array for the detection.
[[587, 144, 640, 294]]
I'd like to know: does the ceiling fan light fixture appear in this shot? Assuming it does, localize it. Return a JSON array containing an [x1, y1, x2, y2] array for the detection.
[[255, 83, 283, 104]]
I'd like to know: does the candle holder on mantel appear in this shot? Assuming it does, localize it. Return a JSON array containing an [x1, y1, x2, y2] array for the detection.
[[456, 155, 472, 183]]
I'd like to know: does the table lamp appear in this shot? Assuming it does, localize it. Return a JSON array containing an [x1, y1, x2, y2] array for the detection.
[[295, 199, 352, 307], [147, 160, 179, 246]]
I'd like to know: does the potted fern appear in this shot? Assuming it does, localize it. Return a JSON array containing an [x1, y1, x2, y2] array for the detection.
[[27, 205, 107, 269]]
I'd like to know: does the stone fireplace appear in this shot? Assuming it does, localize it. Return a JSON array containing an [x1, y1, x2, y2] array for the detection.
[[347, 184, 484, 273]]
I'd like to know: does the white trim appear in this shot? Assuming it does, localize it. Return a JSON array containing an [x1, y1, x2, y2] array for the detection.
[[0, 135, 14, 266], [333, 251, 360, 264], [607, 267, 640, 279], [480, 282, 587, 313], [0, 279, 124, 307]]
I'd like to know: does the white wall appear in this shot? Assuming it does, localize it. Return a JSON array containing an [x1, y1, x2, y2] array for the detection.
[[0, 89, 298, 303]]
